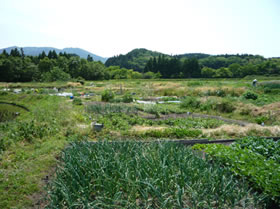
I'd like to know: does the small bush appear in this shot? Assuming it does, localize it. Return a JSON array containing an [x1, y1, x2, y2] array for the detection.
[[143, 128, 202, 138], [0, 91, 8, 96], [180, 96, 200, 109], [215, 100, 236, 113], [73, 98, 82, 105], [240, 107, 251, 115], [75, 76, 85, 85], [199, 99, 235, 113], [255, 116, 269, 124], [243, 91, 258, 100], [206, 89, 226, 97], [143, 105, 161, 118], [122, 93, 133, 103], [101, 90, 115, 102]]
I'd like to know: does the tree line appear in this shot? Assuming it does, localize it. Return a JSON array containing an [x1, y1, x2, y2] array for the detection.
[[144, 55, 201, 78], [0, 48, 153, 82], [1, 48, 280, 82], [143, 55, 280, 78]]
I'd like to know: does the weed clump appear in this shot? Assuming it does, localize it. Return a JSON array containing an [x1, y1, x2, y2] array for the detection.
[[121, 92, 133, 103], [180, 96, 200, 109], [243, 91, 258, 100], [72, 98, 82, 105], [101, 90, 115, 102]]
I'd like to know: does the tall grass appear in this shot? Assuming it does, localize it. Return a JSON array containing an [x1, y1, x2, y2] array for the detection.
[[46, 141, 265, 208]]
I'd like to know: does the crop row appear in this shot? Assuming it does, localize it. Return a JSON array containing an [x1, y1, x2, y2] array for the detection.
[[193, 137, 280, 206], [46, 141, 265, 208]]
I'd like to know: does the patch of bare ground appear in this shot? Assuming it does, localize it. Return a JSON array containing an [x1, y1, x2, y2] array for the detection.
[[203, 124, 280, 138]]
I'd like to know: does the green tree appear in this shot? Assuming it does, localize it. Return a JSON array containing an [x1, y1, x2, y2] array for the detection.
[[229, 63, 242, 77], [214, 67, 233, 78], [41, 67, 71, 81], [87, 55, 93, 62], [10, 48, 21, 57], [38, 57, 53, 73], [201, 67, 215, 78]]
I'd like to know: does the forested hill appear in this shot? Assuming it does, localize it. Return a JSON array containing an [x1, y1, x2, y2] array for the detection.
[[0, 46, 107, 63], [105, 48, 268, 73], [105, 48, 164, 71]]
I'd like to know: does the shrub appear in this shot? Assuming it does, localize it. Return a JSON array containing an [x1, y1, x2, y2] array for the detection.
[[180, 96, 200, 109], [143, 105, 161, 118], [143, 71, 161, 79], [243, 91, 258, 100], [0, 91, 8, 96], [101, 90, 115, 102], [215, 100, 236, 113], [240, 107, 251, 115], [122, 93, 133, 103], [143, 128, 202, 138], [75, 76, 85, 85], [255, 116, 269, 124], [206, 89, 226, 97], [73, 98, 82, 105]]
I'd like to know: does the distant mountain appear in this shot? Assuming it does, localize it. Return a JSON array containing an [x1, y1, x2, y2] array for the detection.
[[105, 48, 165, 71], [0, 46, 107, 63]]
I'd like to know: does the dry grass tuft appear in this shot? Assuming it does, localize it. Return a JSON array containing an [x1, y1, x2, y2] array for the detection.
[[67, 82, 82, 87], [131, 125, 167, 132], [203, 124, 280, 138], [152, 82, 182, 90], [251, 102, 280, 116]]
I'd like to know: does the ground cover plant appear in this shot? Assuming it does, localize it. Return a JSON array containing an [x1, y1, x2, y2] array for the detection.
[[0, 103, 24, 122], [94, 112, 224, 139], [193, 137, 280, 206], [86, 103, 138, 115], [46, 141, 265, 208], [232, 137, 280, 163]]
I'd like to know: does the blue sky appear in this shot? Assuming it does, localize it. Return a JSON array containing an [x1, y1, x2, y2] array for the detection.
[[0, 0, 279, 57]]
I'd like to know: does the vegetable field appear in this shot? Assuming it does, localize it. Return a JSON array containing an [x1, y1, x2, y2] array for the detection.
[[46, 141, 266, 208]]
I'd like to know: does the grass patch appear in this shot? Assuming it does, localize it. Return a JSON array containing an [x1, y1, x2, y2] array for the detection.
[[0, 93, 86, 208]]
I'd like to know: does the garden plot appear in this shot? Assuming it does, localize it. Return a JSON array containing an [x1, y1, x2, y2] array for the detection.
[[46, 141, 265, 209], [193, 137, 280, 207]]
